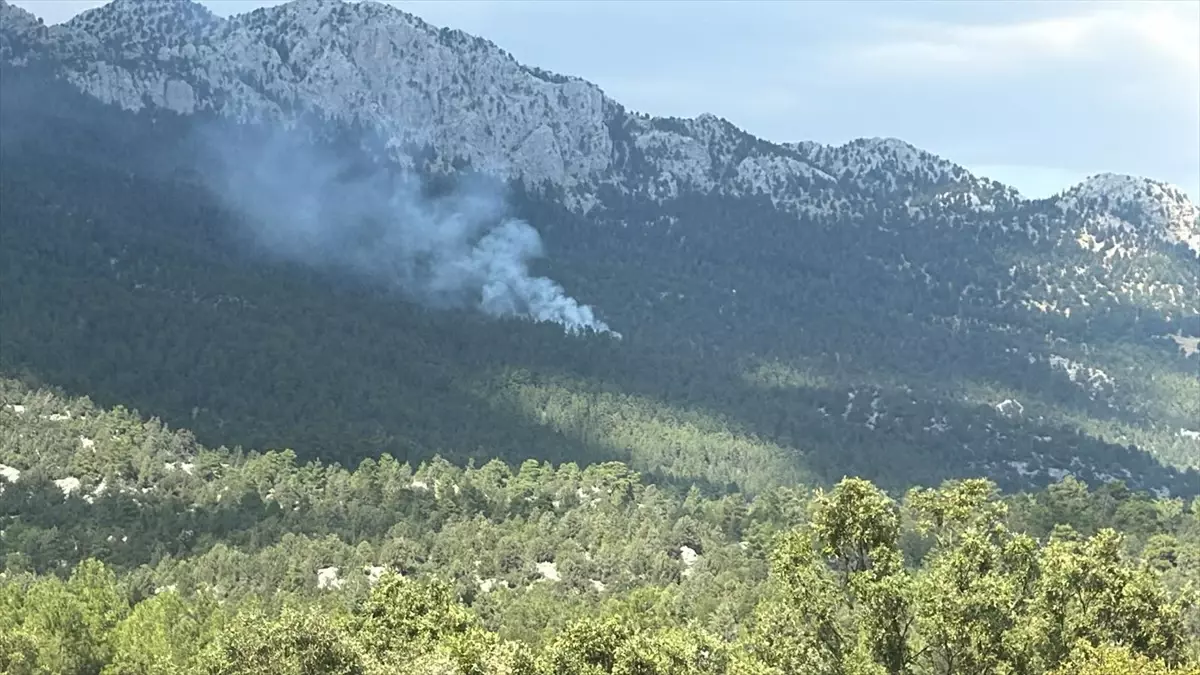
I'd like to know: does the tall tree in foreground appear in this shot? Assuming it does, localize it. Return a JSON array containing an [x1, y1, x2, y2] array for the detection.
[[746, 477, 1193, 675]]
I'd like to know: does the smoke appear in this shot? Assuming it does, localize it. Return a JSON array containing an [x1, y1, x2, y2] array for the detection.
[[196, 124, 616, 337]]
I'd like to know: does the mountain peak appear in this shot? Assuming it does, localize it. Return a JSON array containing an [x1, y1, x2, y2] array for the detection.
[[237, 0, 429, 33], [785, 136, 1019, 211], [0, 0, 1180, 233], [67, 0, 217, 26], [791, 136, 970, 184], [0, 0, 49, 60], [1058, 173, 1200, 256], [64, 0, 221, 51], [1068, 172, 1194, 207], [0, 0, 45, 46], [0, 0, 39, 27]]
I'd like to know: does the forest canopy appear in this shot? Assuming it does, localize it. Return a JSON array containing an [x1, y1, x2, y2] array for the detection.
[[2, 379, 1199, 674]]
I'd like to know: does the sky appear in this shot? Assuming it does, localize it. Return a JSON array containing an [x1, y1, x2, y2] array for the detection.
[[12, 0, 1200, 201]]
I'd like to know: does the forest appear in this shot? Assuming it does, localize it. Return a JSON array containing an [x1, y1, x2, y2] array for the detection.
[[2, 378, 1200, 673], [1, 65, 1198, 502]]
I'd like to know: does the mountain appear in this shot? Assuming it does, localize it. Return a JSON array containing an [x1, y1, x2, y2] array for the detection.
[[1, 0, 1198, 500]]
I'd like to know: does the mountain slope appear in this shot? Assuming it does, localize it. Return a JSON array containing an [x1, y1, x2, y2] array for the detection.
[[3, 376, 1196, 673], [1, 0, 1198, 497]]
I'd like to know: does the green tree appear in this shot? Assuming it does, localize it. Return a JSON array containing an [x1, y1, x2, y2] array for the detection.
[[1015, 528, 1191, 671], [1047, 642, 1185, 675], [198, 606, 363, 675], [102, 590, 225, 675]]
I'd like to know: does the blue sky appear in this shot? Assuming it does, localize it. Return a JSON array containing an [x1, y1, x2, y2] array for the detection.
[[14, 0, 1200, 201]]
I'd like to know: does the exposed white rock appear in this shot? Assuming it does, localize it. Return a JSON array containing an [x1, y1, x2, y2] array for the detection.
[[924, 417, 950, 433], [535, 560, 560, 582], [1043, 354, 1114, 398], [680, 545, 699, 567], [316, 566, 343, 589], [83, 478, 108, 504], [1168, 334, 1200, 357], [364, 565, 387, 585], [54, 476, 82, 496], [996, 399, 1024, 417], [1045, 467, 1071, 481], [0, 0, 1051, 223], [0, 464, 20, 483], [2, 0, 1192, 242], [679, 545, 700, 578], [164, 461, 197, 474], [475, 575, 508, 593]]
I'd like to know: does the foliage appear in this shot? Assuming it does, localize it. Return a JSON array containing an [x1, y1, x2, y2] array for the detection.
[[2, 390, 1196, 674], [2, 48, 1199, 675], [2, 64, 1198, 501]]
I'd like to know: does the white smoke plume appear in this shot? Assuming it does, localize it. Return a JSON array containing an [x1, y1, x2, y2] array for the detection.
[[197, 124, 616, 337]]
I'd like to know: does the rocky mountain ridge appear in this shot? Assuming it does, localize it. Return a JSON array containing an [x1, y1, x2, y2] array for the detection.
[[2, 0, 1197, 253]]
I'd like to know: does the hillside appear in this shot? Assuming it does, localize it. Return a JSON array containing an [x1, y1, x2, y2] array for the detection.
[[2, 0, 1198, 500], [2, 378, 1198, 673]]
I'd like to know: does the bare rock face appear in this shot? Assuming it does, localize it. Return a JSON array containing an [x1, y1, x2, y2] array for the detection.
[[3, 0, 1193, 234]]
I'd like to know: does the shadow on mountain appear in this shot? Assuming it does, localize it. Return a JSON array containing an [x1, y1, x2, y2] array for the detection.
[[535, 205, 1192, 436], [448, 326, 1200, 497], [2, 65, 1194, 499]]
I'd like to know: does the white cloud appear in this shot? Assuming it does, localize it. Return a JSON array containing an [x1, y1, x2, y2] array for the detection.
[[848, 2, 1199, 80], [826, 1, 1199, 200], [860, 17, 1097, 71]]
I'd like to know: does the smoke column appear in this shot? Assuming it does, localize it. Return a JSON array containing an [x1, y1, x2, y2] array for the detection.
[[197, 124, 616, 337]]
